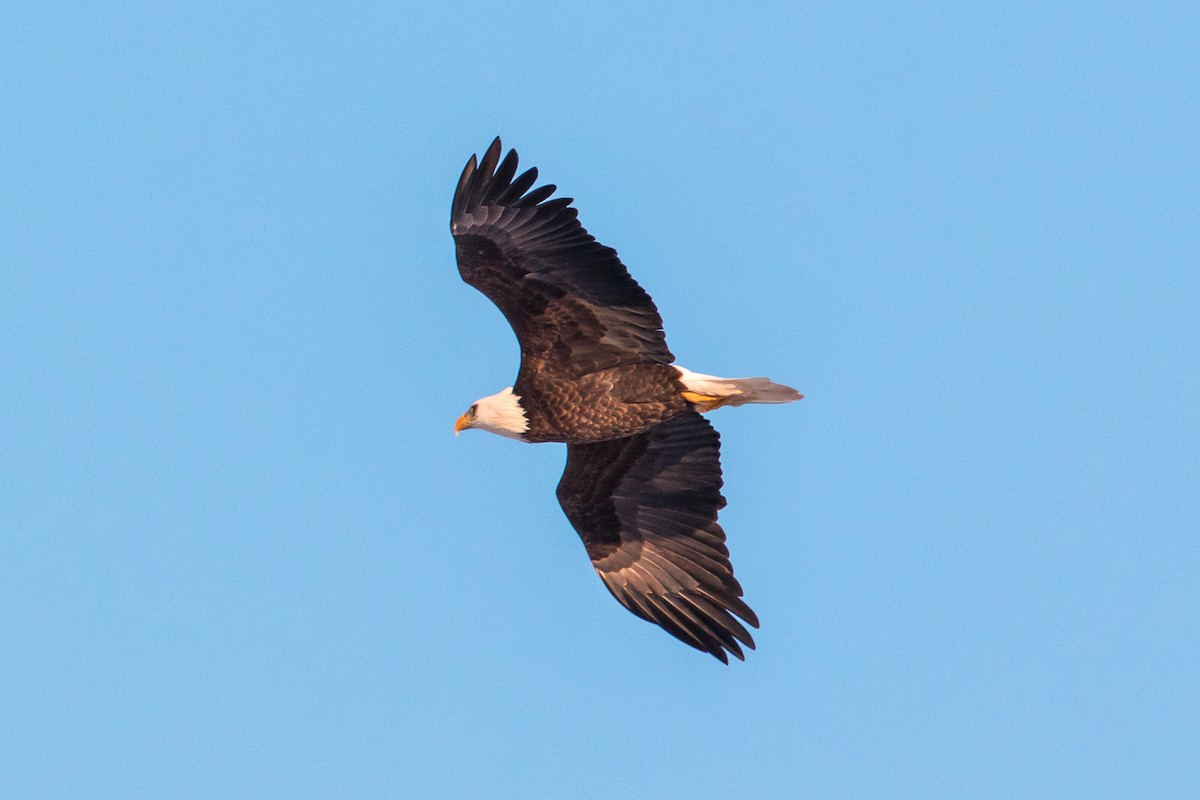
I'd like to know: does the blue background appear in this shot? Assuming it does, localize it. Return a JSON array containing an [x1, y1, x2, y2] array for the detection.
[[3, 2, 1197, 797]]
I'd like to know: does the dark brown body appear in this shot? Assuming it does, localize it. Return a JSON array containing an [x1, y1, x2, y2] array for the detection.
[[517, 364, 689, 443]]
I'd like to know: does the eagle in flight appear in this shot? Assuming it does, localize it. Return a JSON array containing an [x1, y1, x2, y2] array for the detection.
[[452, 139, 802, 662]]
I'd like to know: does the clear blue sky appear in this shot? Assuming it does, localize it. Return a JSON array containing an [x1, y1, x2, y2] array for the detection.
[[2, 2, 1197, 797]]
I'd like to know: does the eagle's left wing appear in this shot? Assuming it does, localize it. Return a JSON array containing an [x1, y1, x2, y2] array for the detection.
[[555, 411, 759, 663], [451, 138, 674, 384]]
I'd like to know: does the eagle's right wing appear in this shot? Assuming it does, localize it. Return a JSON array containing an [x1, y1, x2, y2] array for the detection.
[[556, 411, 759, 663], [451, 138, 675, 386]]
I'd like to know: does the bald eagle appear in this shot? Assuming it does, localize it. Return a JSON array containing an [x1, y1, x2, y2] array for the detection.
[[452, 139, 802, 663]]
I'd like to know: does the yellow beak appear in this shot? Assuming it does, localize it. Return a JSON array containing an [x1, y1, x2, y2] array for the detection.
[[454, 413, 472, 436]]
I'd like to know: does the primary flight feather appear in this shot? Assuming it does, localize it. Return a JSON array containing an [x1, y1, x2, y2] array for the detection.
[[452, 138, 802, 662]]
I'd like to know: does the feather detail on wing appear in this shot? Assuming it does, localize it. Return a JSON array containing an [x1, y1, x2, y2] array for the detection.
[[452, 138, 674, 383], [555, 411, 758, 663]]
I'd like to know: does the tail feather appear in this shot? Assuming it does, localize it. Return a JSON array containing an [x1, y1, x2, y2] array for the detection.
[[675, 367, 804, 410]]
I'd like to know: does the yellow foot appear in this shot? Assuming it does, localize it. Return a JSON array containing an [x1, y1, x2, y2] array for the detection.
[[681, 391, 731, 411]]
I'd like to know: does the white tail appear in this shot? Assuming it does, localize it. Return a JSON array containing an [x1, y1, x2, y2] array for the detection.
[[675, 366, 804, 412]]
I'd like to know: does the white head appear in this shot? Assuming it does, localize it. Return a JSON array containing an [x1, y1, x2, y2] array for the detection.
[[454, 387, 529, 440]]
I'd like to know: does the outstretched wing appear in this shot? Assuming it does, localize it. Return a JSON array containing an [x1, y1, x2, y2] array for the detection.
[[555, 411, 759, 663], [451, 138, 674, 386]]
